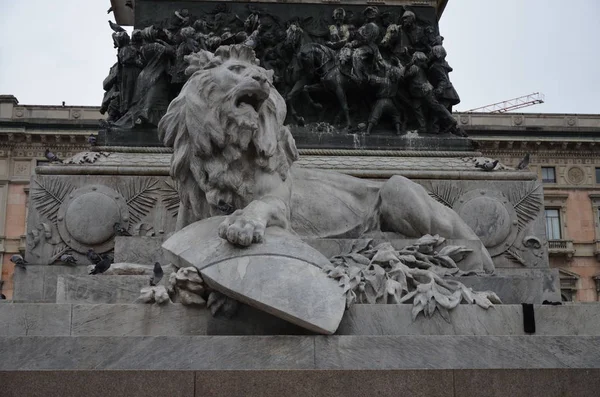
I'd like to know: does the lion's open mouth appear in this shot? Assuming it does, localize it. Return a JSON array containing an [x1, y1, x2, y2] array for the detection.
[[235, 88, 269, 114]]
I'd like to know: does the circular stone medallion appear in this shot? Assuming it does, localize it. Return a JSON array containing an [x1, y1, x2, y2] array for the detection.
[[567, 166, 585, 185], [453, 189, 518, 257], [57, 185, 129, 253]]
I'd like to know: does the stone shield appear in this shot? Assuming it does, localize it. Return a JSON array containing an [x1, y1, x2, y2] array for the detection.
[[162, 217, 346, 334]]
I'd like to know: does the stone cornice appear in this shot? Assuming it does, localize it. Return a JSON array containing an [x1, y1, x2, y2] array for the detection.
[[544, 191, 570, 199]]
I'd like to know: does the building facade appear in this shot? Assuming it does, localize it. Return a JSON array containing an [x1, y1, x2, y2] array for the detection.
[[1, 94, 600, 302], [0, 95, 99, 298]]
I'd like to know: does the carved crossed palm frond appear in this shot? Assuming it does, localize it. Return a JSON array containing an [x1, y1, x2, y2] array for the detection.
[[118, 178, 160, 225], [427, 182, 463, 208], [161, 179, 181, 218], [504, 247, 526, 266], [508, 181, 543, 232], [30, 179, 74, 224]]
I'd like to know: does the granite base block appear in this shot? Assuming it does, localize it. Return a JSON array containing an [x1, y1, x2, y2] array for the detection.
[[453, 368, 600, 397], [194, 369, 454, 397], [56, 275, 149, 304], [314, 335, 600, 369], [0, 371, 195, 397], [1, 335, 600, 370], [12, 265, 89, 302], [495, 268, 561, 302], [71, 303, 209, 336], [0, 336, 314, 370], [1, 369, 599, 397], [0, 303, 71, 336]]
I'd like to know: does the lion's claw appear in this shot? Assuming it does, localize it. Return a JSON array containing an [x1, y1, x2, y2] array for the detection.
[[218, 214, 266, 246]]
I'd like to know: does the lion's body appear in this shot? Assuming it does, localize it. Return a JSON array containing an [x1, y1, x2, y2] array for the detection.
[[158, 45, 494, 273]]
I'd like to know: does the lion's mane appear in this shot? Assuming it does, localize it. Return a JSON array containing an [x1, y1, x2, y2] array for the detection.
[[158, 45, 299, 221]]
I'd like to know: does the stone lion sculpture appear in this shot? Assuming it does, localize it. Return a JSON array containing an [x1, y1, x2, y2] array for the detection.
[[158, 45, 494, 274]]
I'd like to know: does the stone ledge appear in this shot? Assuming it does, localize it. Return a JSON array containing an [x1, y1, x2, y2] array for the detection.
[[1, 335, 600, 370], [2, 303, 600, 337]]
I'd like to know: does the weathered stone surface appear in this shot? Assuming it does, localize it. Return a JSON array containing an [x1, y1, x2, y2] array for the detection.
[[315, 335, 600, 369], [496, 268, 561, 302], [13, 265, 89, 302], [194, 369, 455, 397], [454, 369, 600, 397], [114, 236, 169, 265], [71, 303, 208, 336], [338, 304, 600, 336], [2, 369, 599, 397], [0, 303, 71, 336], [3, 303, 600, 337], [0, 336, 315, 370], [2, 335, 600, 370], [293, 130, 476, 151], [164, 217, 346, 335], [0, 371, 195, 397], [56, 275, 149, 304]]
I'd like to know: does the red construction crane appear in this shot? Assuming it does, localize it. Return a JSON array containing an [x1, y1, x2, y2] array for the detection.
[[466, 92, 545, 113]]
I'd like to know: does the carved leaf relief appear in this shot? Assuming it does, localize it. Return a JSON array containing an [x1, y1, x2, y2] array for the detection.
[[30, 179, 74, 224], [162, 179, 180, 218], [428, 183, 463, 208], [507, 182, 543, 231], [118, 178, 160, 224]]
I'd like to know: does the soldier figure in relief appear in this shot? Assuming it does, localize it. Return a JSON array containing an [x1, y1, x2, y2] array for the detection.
[[366, 63, 405, 135], [403, 51, 458, 134]]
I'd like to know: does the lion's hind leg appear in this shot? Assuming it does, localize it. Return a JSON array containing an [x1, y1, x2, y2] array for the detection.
[[378, 175, 494, 272]]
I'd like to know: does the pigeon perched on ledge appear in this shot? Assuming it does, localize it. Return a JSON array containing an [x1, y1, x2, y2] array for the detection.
[[10, 254, 27, 268], [517, 153, 531, 170], [114, 222, 132, 236], [60, 254, 77, 265], [475, 159, 499, 172], [89, 255, 112, 275], [44, 149, 62, 163], [87, 249, 102, 265], [150, 262, 164, 286]]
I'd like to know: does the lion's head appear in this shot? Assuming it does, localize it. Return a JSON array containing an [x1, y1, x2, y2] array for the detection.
[[158, 45, 299, 221]]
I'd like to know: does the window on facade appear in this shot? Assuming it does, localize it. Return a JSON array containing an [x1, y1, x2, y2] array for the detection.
[[542, 167, 556, 183], [545, 208, 562, 240], [596, 168, 600, 184]]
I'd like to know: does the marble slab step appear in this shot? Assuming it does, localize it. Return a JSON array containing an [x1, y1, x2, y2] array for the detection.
[[1, 334, 600, 370], [2, 303, 600, 337]]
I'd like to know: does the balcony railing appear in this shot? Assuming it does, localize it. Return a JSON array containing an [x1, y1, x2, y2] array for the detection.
[[549, 239, 575, 260]]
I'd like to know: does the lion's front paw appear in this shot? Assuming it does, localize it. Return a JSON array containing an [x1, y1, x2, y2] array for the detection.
[[218, 211, 266, 246]]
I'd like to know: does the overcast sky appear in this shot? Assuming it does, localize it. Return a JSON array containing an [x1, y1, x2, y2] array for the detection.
[[1, 0, 599, 114]]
